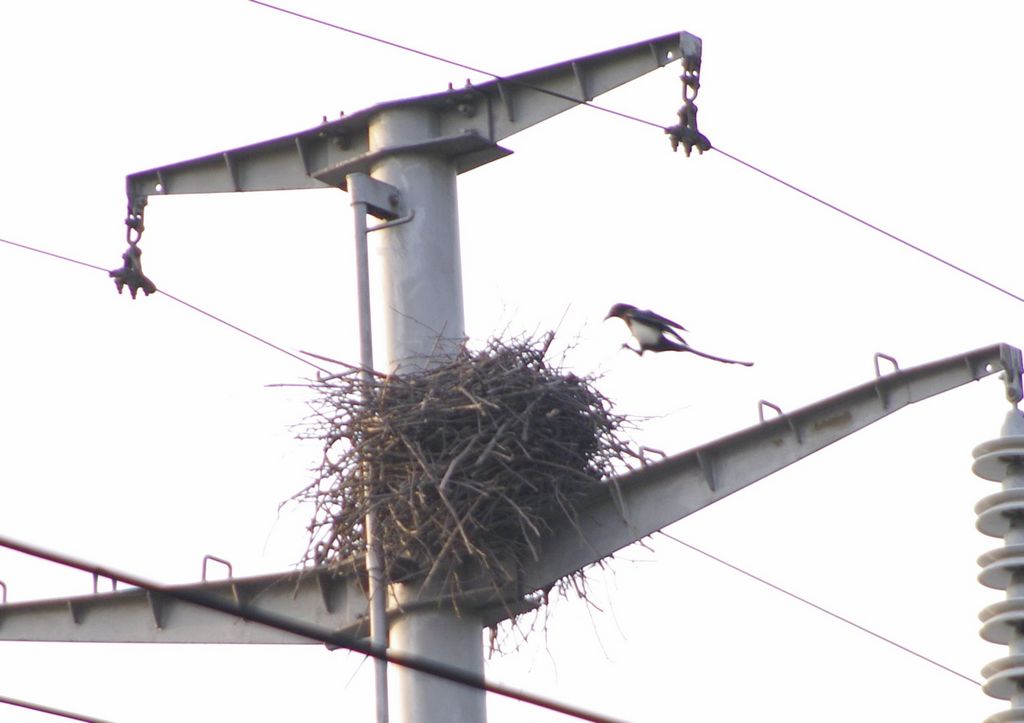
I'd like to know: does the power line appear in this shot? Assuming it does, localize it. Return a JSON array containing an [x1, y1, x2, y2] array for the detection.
[[0, 533, 622, 723], [157, 289, 330, 373], [0, 235, 330, 374], [247, 1, 1024, 308], [0, 236, 108, 274], [708, 146, 1024, 305], [0, 237, 618, 719], [658, 531, 983, 687], [247, 0, 665, 131], [0, 694, 112, 723]]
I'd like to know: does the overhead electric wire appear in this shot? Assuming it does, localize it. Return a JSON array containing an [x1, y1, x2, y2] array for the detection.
[[0, 237, 621, 719], [247, 0, 666, 131], [0, 694, 112, 723], [157, 289, 330, 373], [0, 235, 330, 374], [248, 0, 1024, 308], [659, 531, 983, 687], [0, 236, 109, 274], [0, 13, 1003, 708], [708, 146, 1024, 305], [0, 533, 621, 723]]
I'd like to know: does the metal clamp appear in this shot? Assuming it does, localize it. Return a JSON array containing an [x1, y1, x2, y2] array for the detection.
[[112, 195, 157, 300], [125, 194, 147, 244], [1000, 344, 1024, 406], [665, 31, 711, 156]]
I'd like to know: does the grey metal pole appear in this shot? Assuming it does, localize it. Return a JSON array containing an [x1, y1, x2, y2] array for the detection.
[[366, 107, 484, 723], [391, 583, 487, 723], [350, 193, 390, 723], [369, 106, 466, 373]]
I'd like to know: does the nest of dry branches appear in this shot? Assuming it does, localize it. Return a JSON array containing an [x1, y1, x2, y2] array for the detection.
[[293, 334, 638, 609]]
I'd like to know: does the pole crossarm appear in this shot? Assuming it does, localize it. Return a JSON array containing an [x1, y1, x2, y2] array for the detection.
[[0, 565, 369, 644], [512, 343, 1024, 595], [0, 558, 536, 644], [125, 31, 692, 204], [1, 345, 1017, 642]]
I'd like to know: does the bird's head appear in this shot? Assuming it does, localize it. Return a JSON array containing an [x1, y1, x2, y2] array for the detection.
[[604, 303, 636, 321]]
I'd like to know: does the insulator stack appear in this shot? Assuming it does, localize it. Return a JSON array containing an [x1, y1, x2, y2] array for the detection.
[[974, 408, 1024, 722]]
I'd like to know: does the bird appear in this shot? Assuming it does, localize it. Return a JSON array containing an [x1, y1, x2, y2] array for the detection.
[[605, 303, 753, 366]]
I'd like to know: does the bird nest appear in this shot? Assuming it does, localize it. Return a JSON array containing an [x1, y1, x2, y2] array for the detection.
[[292, 334, 638, 614]]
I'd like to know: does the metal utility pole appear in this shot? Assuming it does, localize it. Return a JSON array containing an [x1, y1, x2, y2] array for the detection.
[[1, 28, 1021, 723], [117, 32, 696, 723]]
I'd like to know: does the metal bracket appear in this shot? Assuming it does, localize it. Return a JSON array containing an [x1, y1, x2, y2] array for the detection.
[[368, 210, 415, 233], [758, 400, 803, 443], [92, 573, 117, 594], [202, 554, 233, 581], [874, 352, 900, 377], [67, 599, 83, 625], [314, 568, 335, 614], [695, 450, 716, 491], [146, 590, 166, 630], [872, 352, 900, 410], [346, 172, 403, 221], [1001, 344, 1024, 406]]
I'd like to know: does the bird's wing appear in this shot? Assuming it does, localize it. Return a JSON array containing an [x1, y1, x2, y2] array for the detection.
[[636, 308, 688, 333]]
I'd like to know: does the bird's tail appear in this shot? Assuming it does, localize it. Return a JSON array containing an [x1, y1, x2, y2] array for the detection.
[[687, 346, 754, 367]]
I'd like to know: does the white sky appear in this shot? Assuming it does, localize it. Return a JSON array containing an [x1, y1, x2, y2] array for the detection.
[[1, 1, 1022, 721]]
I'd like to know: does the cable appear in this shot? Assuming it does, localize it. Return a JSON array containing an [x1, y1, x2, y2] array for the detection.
[[247, 0, 665, 130], [658, 531, 983, 687], [248, 1, 1024, 307], [157, 289, 330, 373], [0, 237, 109, 274], [0, 533, 623, 723], [0, 236, 616, 720], [708, 146, 1024, 305], [0, 694, 112, 723], [0, 236, 616, 718], [0, 235, 330, 374]]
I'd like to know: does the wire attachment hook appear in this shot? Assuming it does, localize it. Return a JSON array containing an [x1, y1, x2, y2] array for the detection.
[[111, 196, 157, 299], [665, 31, 711, 157], [1000, 344, 1024, 407]]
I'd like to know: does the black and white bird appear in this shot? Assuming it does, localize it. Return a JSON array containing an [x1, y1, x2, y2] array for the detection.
[[605, 303, 753, 366]]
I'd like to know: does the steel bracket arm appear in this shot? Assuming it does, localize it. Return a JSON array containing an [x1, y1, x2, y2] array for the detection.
[[0, 566, 367, 644], [516, 343, 1024, 594], [124, 31, 697, 212]]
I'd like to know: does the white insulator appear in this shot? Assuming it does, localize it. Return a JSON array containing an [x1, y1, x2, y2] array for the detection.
[[984, 656, 1024, 700], [972, 411, 1024, 482], [980, 599, 1024, 644], [978, 489, 1024, 537], [974, 408, 1024, 720], [978, 546, 1024, 590], [985, 709, 1024, 722]]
